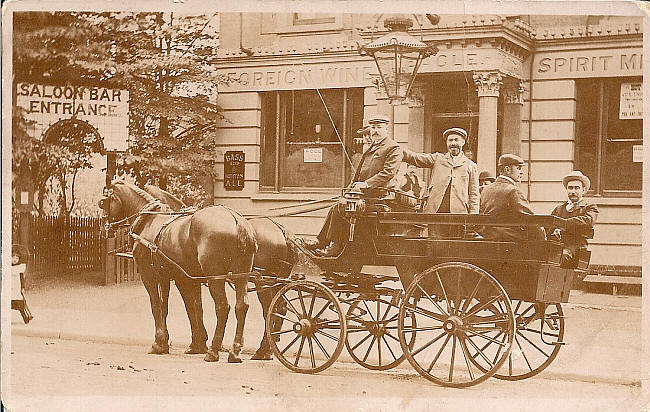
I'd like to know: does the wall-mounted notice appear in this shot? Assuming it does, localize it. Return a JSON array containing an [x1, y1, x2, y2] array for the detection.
[[304, 147, 323, 163], [632, 145, 643, 163], [224, 151, 245, 190], [620, 82, 642, 120]]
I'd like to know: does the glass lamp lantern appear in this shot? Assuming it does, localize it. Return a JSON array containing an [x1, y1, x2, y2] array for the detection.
[[359, 17, 438, 101]]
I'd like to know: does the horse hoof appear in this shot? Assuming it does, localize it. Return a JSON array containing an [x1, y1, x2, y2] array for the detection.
[[185, 345, 208, 355], [204, 351, 219, 362], [149, 344, 169, 355], [251, 349, 273, 361], [228, 352, 243, 363]]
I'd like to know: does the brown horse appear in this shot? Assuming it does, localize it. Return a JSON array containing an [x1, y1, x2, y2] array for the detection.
[[100, 181, 257, 363], [143, 184, 296, 360]]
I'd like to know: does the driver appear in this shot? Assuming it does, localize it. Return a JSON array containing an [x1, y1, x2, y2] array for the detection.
[[304, 114, 403, 257]]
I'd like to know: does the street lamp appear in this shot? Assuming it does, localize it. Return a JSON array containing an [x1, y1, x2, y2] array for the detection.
[[359, 16, 438, 101]]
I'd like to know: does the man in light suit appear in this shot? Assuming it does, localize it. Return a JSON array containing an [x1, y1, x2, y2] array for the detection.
[[401, 127, 479, 237], [306, 114, 403, 257]]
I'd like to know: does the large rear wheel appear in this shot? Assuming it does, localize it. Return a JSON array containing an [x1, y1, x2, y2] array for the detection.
[[398, 262, 515, 388], [266, 280, 346, 374]]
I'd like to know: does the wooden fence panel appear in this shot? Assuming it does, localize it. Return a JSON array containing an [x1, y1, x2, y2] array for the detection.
[[104, 226, 140, 285]]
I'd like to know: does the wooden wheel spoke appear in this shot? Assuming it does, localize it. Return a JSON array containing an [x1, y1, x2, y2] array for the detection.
[[460, 341, 475, 381], [294, 336, 306, 366], [417, 284, 450, 317], [426, 334, 451, 374], [448, 335, 457, 382], [492, 332, 508, 364], [307, 336, 316, 368], [464, 335, 495, 368], [463, 276, 483, 312], [517, 328, 552, 358], [362, 299, 377, 322], [297, 288, 308, 316], [434, 270, 452, 315], [307, 286, 317, 318], [312, 299, 332, 320], [270, 328, 296, 336], [377, 335, 382, 367], [363, 336, 378, 363], [513, 299, 523, 314], [315, 329, 340, 342], [517, 303, 536, 319], [272, 312, 298, 323], [465, 328, 509, 347], [350, 332, 374, 351], [384, 331, 400, 343], [519, 327, 560, 339], [282, 295, 303, 318], [464, 295, 500, 318], [515, 335, 534, 372], [411, 331, 447, 358], [311, 334, 331, 359], [401, 326, 443, 333], [380, 335, 399, 362], [280, 334, 301, 356], [403, 303, 446, 323]]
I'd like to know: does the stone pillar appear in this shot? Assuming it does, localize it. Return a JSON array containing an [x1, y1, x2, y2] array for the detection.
[[502, 80, 525, 157], [473, 71, 503, 176]]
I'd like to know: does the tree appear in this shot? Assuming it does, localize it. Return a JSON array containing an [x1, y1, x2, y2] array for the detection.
[[13, 11, 225, 211]]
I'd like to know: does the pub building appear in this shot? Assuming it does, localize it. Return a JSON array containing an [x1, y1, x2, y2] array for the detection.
[[213, 14, 643, 280]]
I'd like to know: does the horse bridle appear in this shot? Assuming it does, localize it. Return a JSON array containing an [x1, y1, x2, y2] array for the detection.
[[101, 187, 161, 237]]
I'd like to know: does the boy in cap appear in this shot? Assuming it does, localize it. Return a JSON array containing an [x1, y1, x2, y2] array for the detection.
[[305, 114, 403, 257], [479, 154, 544, 241], [400, 127, 479, 237], [546, 171, 598, 268]]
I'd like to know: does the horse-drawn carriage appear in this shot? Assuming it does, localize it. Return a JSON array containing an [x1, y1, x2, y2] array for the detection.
[[100, 182, 590, 388]]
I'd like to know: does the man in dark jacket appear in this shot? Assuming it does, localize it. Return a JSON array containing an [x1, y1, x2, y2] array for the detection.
[[307, 114, 403, 257], [479, 154, 544, 241], [546, 171, 598, 268]]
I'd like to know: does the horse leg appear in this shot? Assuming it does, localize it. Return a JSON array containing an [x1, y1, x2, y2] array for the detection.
[[160, 277, 171, 348], [228, 278, 249, 363], [251, 281, 276, 361], [176, 279, 208, 354], [141, 270, 169, 354], [204, 279, 229, 362]]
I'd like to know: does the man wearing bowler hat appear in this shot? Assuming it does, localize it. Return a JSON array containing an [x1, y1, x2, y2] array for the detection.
[[401, 127, 479, 237], [478, 170, 496, 193], [480, 154, 545, 241], [546, 171, 598, 268], [305, 114, 403, 257]]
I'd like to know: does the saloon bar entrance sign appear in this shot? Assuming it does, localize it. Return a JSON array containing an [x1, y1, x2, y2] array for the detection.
[[224, 151, 245, 190]]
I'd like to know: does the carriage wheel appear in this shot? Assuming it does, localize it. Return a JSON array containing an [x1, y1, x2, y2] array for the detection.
[[398, 262, 515, 388], [491, 301, 565, 380], [266, 280, 347, 374], [345, 294, 416, 370]]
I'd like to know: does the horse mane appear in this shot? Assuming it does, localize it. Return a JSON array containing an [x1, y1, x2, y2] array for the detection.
[[113, 181, 172, 211], [144, 184, 186, 211]]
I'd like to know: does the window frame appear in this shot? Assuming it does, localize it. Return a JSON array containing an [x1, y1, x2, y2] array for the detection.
[[260, 88, 363, 193], [575, 76, 643, 198]]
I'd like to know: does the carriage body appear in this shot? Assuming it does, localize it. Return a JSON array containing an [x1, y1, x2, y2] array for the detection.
[[266, 191, 591, 386]]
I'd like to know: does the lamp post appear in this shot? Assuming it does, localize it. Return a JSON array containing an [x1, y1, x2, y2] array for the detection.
[[359, 16, 438, 101]]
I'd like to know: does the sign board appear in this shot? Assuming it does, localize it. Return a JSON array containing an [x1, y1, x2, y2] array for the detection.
[[303, 147, 323, 163], [224, 151, 245, 190], [15, 83, 130, 151], [533, 48, 643, 79], [633, 145, 643, 163], [620, 82, 642, 119]]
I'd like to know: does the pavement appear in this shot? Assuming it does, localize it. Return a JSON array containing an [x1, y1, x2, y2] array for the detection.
[[8, 272, 643, 385]]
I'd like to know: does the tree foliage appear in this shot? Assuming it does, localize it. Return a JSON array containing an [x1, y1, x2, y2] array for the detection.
[[13, 11, 224, 211]]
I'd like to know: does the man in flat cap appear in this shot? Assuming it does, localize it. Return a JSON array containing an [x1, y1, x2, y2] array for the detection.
[[478, 170, 495, 194], [306, 114, 403, 257], [546, 171, 598, 268], [401, 127, 479, 237], [479, 154, 544, 241]]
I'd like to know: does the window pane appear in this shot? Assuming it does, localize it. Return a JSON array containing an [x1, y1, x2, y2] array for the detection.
[[575, 79, 600, 191], [602, 78, 643, 192], [260, 93, 277, 188], [282, 89, 345, 188]]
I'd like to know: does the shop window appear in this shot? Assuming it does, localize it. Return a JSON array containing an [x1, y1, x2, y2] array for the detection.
[[576, 77, 642, 196], [260, 89, 364, 191], [292, 14, 336, 25]]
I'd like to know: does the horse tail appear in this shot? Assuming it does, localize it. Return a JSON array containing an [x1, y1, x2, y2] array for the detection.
[[228, 208, 258, 260]]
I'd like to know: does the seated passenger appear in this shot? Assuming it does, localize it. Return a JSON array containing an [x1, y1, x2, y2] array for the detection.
[[478, 170, 495, 194], [304, 114, 403, 257], [479, 154, 545, 241], [546, 171, 598, 268]]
